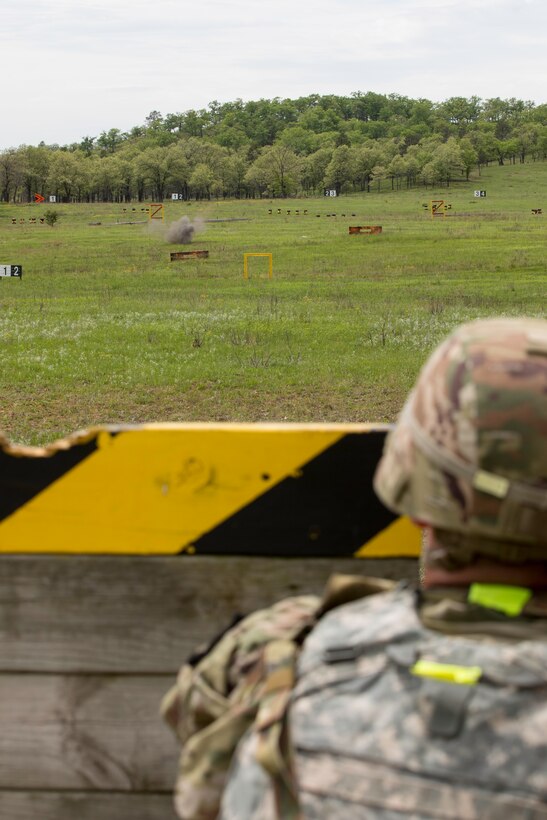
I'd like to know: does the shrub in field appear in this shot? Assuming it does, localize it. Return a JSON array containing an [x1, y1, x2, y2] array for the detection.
[[44, 210, 58, 227]]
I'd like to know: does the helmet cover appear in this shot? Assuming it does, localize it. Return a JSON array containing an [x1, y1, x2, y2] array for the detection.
[[374, 318, 547, 562]]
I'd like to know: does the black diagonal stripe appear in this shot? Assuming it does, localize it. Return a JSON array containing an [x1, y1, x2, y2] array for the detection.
[[0, 438, 99, 521], [190, 431, 397, 557]]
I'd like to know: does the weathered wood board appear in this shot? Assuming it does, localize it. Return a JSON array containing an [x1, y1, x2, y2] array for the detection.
[[0, 792, 178, 820], [0, 554, 417, 819], [0, 556, 417, 673], [0, 673, 178, 790], [0, 423, 420, 818]]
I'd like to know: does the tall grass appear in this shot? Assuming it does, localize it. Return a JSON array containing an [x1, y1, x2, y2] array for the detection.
[[0, 162, 545, 444]]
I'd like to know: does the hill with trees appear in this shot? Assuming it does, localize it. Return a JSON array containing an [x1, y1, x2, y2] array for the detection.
[[1, 92, 546, 202]]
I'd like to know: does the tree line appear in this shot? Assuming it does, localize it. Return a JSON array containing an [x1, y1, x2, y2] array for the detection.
[[1, 92, 546, 202]]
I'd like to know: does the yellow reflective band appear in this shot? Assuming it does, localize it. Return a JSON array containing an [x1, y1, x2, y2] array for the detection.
[[472, 470, 510, 499], [468, 583, 532, 617], [411, 660, 482, 686]]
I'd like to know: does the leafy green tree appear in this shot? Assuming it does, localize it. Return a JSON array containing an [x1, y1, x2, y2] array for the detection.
[[145, 110, 163, 129], [529, 104, 547, 128], [420, 138, 464, 186], [468, 126, 498, 169], [164, 144, 190, 199], [354, 143, 384, 191], [387, 155, 408, 190], [537, 125, 547, 159], [0, 149, 23, 202], [135, 146, 180, 200], [420, 160, 438, 187], [458, 138, 479, 179], [515, 124, 541, 163], [244, 159, 269, 198], [439, 138, 466, 182], [436, 96, 481, 135], [189, 163, 218, 199], [405, 135, 443, 175], [46, 150, 88, 201], [371, 164, 388, 192], [182, 110, 209, 138], [91, 155, 134, 201], [302, 148, 332, 193], [349, 91, 387, 122], [96, 128, 124, 155], [79, 136, 95, 156], [20, 145, 51, 201], [298, 106, 341, 135], [163, 112, 186, 134], [246, 143, 302, 197], [479, 98, 531, 140], [213, 113, 251, 150], [6, 91, 547, 202], [279, 126, 318, 155], [225, 149, 251, 198], [323, 145, 355, 194]]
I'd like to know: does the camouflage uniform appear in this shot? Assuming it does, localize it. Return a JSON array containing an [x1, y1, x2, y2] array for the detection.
[[166, 318, 547, 819], [220, 582, 547, 819], [161, 594, 319, 820]]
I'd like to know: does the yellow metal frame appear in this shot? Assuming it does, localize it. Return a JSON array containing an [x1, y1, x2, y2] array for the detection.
[[430, 200, 445, 218], [243, 253, 273, 279], [149, 203, 165, 221]]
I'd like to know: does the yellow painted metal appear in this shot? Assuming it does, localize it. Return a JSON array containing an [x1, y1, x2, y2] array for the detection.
[[149, 203, 164, 221], [430, 200, 445, 218], [243, 253, 273, 279], [0, 423, 422, 557], [353, 515, 420, 558], [0, 424, 345, 554]]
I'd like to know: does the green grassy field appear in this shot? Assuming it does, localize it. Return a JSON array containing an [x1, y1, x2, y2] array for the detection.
[[0, 161, 545, 445]]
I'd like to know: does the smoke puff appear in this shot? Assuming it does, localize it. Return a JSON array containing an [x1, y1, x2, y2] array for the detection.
[[166, 216, 204, 245]]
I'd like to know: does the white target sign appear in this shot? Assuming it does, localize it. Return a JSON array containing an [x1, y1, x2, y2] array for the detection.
[[324, 189, 337, 197]]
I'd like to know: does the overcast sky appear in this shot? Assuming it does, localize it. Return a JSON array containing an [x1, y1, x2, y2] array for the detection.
[[3, 0, 546, 150]]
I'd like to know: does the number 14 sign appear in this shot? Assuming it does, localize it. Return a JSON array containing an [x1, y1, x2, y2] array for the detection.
[[0, 265, 23, 278]]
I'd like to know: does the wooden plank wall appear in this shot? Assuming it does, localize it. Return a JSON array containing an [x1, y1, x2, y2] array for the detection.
[[0, 555, 417, 819]]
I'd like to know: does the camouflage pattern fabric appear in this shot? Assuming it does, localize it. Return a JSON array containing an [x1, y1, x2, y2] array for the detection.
[[161, 574, 398, 819], [374, 318, 547, 563], [161, 594, 319, 820], [219, 586, 547, 819]]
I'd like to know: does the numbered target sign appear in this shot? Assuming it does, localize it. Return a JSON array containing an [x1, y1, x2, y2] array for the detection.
[[324, 189, 337, 197], [474, 190, 486, 197], [0, 265, 22, 278], [171, 193, 179, 200]]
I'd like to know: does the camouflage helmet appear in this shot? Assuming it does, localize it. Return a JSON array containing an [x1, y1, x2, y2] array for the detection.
[[374, 318, 547, 564]]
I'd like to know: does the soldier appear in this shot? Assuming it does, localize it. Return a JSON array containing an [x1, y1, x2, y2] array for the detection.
[[164, 317, 547, 819]]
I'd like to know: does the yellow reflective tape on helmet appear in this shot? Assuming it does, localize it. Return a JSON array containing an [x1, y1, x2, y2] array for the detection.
[[468, 584, 532, 617], [411, 660, 482, 686]]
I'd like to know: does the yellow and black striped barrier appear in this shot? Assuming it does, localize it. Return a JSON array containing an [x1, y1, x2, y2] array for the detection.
[[0, 423, 420, 557]]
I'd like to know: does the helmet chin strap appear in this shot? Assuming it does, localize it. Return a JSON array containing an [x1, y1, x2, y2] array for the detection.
[[421, 527, 547, 589], [423, 562, 547, 590]]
